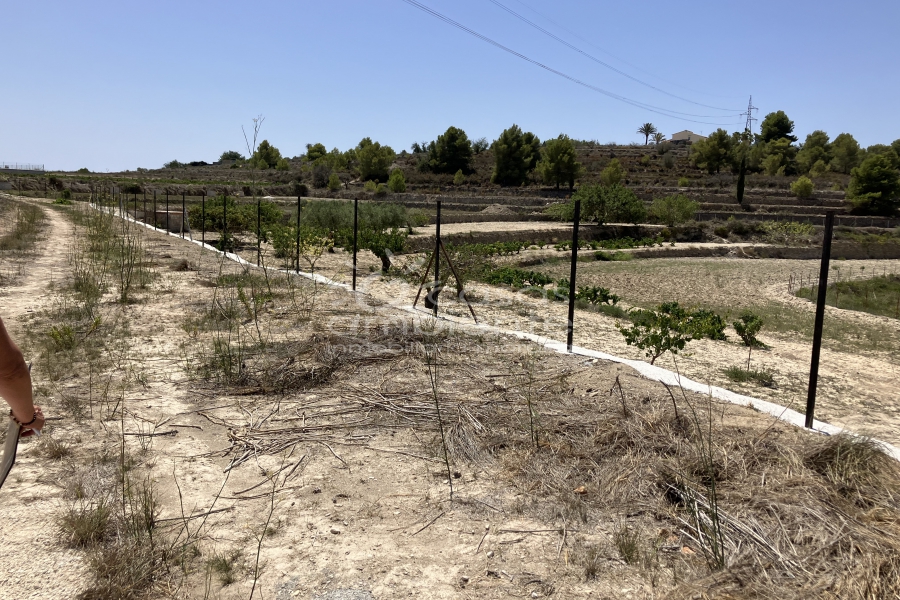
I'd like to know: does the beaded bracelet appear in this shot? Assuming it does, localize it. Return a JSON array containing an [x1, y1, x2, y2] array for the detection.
[[9, 410, 37, 427]]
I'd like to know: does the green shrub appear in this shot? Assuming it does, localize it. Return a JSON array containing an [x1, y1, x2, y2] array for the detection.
[[600, 158, 625, 186], [594, 250, 632, 261], [724, 366, 775, 387], [327, 173, 342, 191], [453, 169, 465, 186], [734, 310, 764, 370], [733, 311, 763, 347], [677, 177, 690, 187], [649, 194, 699, 227], [618, 302, 700, 365], [364, 180, 377, 192], [483, 267, 553, 288], [791, 176, 814, 198], [690, 309, 727, 340], [576, 286, 619, 306], [275, 157, 290, 171], [565, 184, 646, 225], [388, 168, 407, 193]]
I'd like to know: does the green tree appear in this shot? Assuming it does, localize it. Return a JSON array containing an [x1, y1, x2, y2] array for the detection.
[[760, 110, 797, 143], [305, 143, 328, 163], [491, 125, 541, 186], [356, 137, 396, 182], [790, 176, 814, 198], [577, 184, 646, 224], [275, 158, 290, 171], [649, 194, 699, 226], [472, 137, 489, 154], [653, 132, 666, 145], [847, 154, 900, 216], [219, 150, 244, 162], [829, 133, 861, 174], [733, 311, 763, 370], [327, 173, 342, 191], [537, 135, 583, 190], [388, 168, 407, 193], [796, 130, 832, 173], [864, 144, 900, 170], [599, 158, 625, 186], [618, 302, 700, 365], [690, 129, 734, 174], [809, 159, 828, 177], [761, 138, 798, 176], [453, 169, 465, 185], [252, 140, 283, 169], [637, 123, 657, 145], [427, 126, 472, 174]]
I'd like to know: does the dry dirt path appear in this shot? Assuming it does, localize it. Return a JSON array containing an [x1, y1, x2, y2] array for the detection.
[[0, 200, 92, 600]]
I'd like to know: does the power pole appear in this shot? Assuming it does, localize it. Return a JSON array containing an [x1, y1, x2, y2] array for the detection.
[[736, 96, 757, 206], [741, 96, 758, 134]]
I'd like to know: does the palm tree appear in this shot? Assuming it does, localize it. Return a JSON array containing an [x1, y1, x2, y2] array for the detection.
[[653, 132, 666, 145], [637, 123, 657, 145]]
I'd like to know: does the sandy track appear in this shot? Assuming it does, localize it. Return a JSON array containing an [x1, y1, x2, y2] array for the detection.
[[0, 201, 90, 600]]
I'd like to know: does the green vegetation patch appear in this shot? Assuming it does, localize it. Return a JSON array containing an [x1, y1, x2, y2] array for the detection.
[[796, 274, 900, 320]]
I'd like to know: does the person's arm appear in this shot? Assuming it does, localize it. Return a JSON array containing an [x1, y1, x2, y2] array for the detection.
[[0, 317, 44, 435]]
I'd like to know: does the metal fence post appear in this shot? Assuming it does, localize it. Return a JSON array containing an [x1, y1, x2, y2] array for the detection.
[[223, 194, 228, 252], [256, 196, 261, 267], [566, 199, 581, 353], [805, 210, 835, 428], [433, 200, 441, 316], [201, 192, 206, 246], [181, 193, 185, 238], [352, 197, 359, 291], [295, 195, 301, 273]]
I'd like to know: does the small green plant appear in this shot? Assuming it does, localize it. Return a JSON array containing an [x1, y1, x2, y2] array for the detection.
[[690, 309, 727, 341], [594, 250, 632, 261], [733, 311, 764, 370], [207, 550, 241, 586], [677, 177, 690, 187], [483, 267, 553, 289], [613, 525, 641, 565], [618, 302, 700, 365], [364, 180, 377, 192], [724, 365, 775, 387], [575, 285, 619, 306], [453, 168, 465, 185], [790, 175, 814, 198], [59, 497, 111, 547], [48, 324, 77, 351]]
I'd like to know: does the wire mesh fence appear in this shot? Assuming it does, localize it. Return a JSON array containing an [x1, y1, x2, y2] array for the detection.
[[1, 163, 44, 171]]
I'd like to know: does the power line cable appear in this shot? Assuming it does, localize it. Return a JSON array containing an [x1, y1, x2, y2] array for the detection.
[[488, 0, 741, 111], [509, 0, 745, 101], [399, 0, 742, 125]]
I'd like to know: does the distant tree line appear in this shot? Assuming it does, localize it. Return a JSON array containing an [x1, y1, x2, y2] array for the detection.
[[689, 110, 900, 215]]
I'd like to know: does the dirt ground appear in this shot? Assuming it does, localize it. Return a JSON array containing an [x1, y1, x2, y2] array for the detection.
[[250, 240, 900, 450], [2, 199, 900, 599]]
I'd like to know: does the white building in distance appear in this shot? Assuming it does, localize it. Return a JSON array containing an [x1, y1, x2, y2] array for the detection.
[[670, 130, 707, 144]]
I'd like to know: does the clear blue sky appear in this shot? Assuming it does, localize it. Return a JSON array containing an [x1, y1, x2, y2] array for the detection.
[[2, 0, 898, 172]]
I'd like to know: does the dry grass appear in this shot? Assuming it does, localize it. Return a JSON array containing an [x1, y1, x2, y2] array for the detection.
[[181, 307, 900, 597]]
